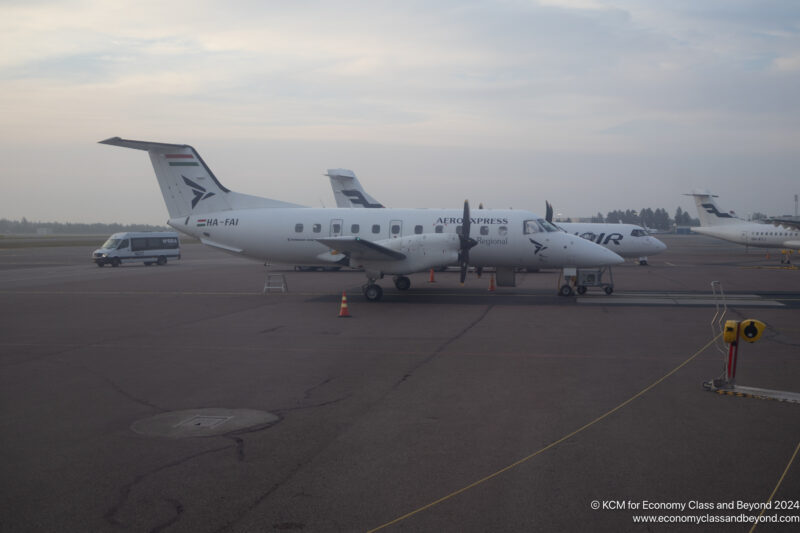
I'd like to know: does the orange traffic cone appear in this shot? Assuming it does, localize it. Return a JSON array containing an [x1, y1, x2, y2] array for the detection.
[[488, 273, 496, 292], [428, 269, 436, 283], [338, 291, 351, 318]]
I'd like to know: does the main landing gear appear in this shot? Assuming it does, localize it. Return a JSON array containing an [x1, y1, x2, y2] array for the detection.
[[363, 283, 383, 302], [363, 276, 411, 302]]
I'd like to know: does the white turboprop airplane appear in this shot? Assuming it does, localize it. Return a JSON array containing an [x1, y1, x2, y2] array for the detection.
[[686, 190, 800, 249], [326, 169, 667, 265], [100, 138, 623, 300]]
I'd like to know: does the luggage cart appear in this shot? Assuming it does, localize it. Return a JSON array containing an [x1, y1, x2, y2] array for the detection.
[[558, 267, 614, 296]]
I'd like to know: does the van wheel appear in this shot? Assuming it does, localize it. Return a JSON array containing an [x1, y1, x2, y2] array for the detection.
[[111, 258, 121, 267], [157, 256, 167, 266]]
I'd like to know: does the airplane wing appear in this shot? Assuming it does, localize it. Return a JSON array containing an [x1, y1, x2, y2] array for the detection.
[[766, 218, 800, 231], [315, 236, 406, 261]]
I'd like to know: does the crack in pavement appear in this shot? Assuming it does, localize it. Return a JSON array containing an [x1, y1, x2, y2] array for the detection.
[[395, 304, 495, 387]]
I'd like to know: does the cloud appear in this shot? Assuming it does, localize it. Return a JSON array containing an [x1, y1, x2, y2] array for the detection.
[[772, 54, 800, 71], [1, 1, 799, 222]]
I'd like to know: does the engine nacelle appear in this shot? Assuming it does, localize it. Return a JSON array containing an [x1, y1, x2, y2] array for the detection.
[[368, 233, 460, 275]]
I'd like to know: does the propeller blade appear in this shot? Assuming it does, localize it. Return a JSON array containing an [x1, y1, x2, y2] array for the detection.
[[459, 200, 477, 284], [546, 201, 554, 223], [461, 199, 471, 242]]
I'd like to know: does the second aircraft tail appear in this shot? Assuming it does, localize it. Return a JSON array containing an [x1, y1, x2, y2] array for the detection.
[[685, 190, 741, 227]]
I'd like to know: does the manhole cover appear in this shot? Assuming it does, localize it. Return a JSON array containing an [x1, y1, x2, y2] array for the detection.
[[132, 408, 279, 438], [177, 415, 232, 429]]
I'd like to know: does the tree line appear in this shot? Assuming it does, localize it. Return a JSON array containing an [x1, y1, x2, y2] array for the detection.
[[0, 218, 170, 235], [582, 207, 700, 231]]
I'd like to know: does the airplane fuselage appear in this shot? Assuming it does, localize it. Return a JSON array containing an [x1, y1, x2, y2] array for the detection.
[[169, 207, 621, 271], [692, 223, 800, 249], [557, 222, 667, 259]]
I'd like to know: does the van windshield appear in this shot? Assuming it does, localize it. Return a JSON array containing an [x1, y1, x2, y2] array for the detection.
[[102, 238, 122, 249]]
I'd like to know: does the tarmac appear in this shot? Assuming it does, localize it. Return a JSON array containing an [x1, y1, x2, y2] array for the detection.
[[1, 233, 798, 532]]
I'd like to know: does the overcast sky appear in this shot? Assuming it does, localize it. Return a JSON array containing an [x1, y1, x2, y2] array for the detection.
[[2, 0, 799, 224]]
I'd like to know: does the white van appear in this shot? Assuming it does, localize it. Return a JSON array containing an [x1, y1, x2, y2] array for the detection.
[[92, 232, 181, 267]]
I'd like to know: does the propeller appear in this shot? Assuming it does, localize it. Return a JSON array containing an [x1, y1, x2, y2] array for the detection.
[[475, 202, 484, 277], [458, 200, 478, 284], [545, 201, 554, 223]]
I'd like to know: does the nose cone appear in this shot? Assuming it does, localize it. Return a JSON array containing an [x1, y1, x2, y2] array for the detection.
[[569, 236, 625, 267], [652, 237, 667, 253]]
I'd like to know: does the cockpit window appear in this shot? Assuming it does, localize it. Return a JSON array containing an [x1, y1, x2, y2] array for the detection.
[[523, 220, 542, 234], [630, 228, 648, 237], [537, 219, 560, 232]]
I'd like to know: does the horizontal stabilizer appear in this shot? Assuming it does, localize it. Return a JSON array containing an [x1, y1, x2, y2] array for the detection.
[[99, 137, 190, 152], [315, 236, 406, 261]]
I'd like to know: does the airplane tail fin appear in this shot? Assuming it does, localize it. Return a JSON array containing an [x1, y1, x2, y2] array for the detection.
[[326, 168, 384, 208], [99, 137, 301, 218], [684, 190, 740, 227]]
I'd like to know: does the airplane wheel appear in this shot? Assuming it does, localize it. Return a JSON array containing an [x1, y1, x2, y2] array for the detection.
[[559, 284, 573, 297], [364, 284, 383, 302], [111, 258, 121, 267], [604, 286, 614, 295], [157, 256, 167, 266], [394, 276, 411, 291], [576, 285, 587, 295]]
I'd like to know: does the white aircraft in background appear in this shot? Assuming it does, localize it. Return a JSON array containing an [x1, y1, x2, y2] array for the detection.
[[325, 169, 667, 265], [686, 190, 800, 249], [100, 138, 623, 301]]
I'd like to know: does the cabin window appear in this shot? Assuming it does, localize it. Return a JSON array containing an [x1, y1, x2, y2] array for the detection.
[[312, 223, 321, 233], [351, 224, 360, 234], [498, 226, 508, 236], [391, 224, 400, 235], [295, 223, 303, 233], [480, 226, 489, 236], [332, 223, 341, 234], [415, 225, 423, 234], [435, 225, 444, 233], [372, 224, 380, 234]]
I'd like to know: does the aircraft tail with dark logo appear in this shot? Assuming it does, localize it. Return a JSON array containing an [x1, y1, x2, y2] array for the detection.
[[99, 137, 301, 219], [684, 190, 741, 227], [327, 168, 385, 208]]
